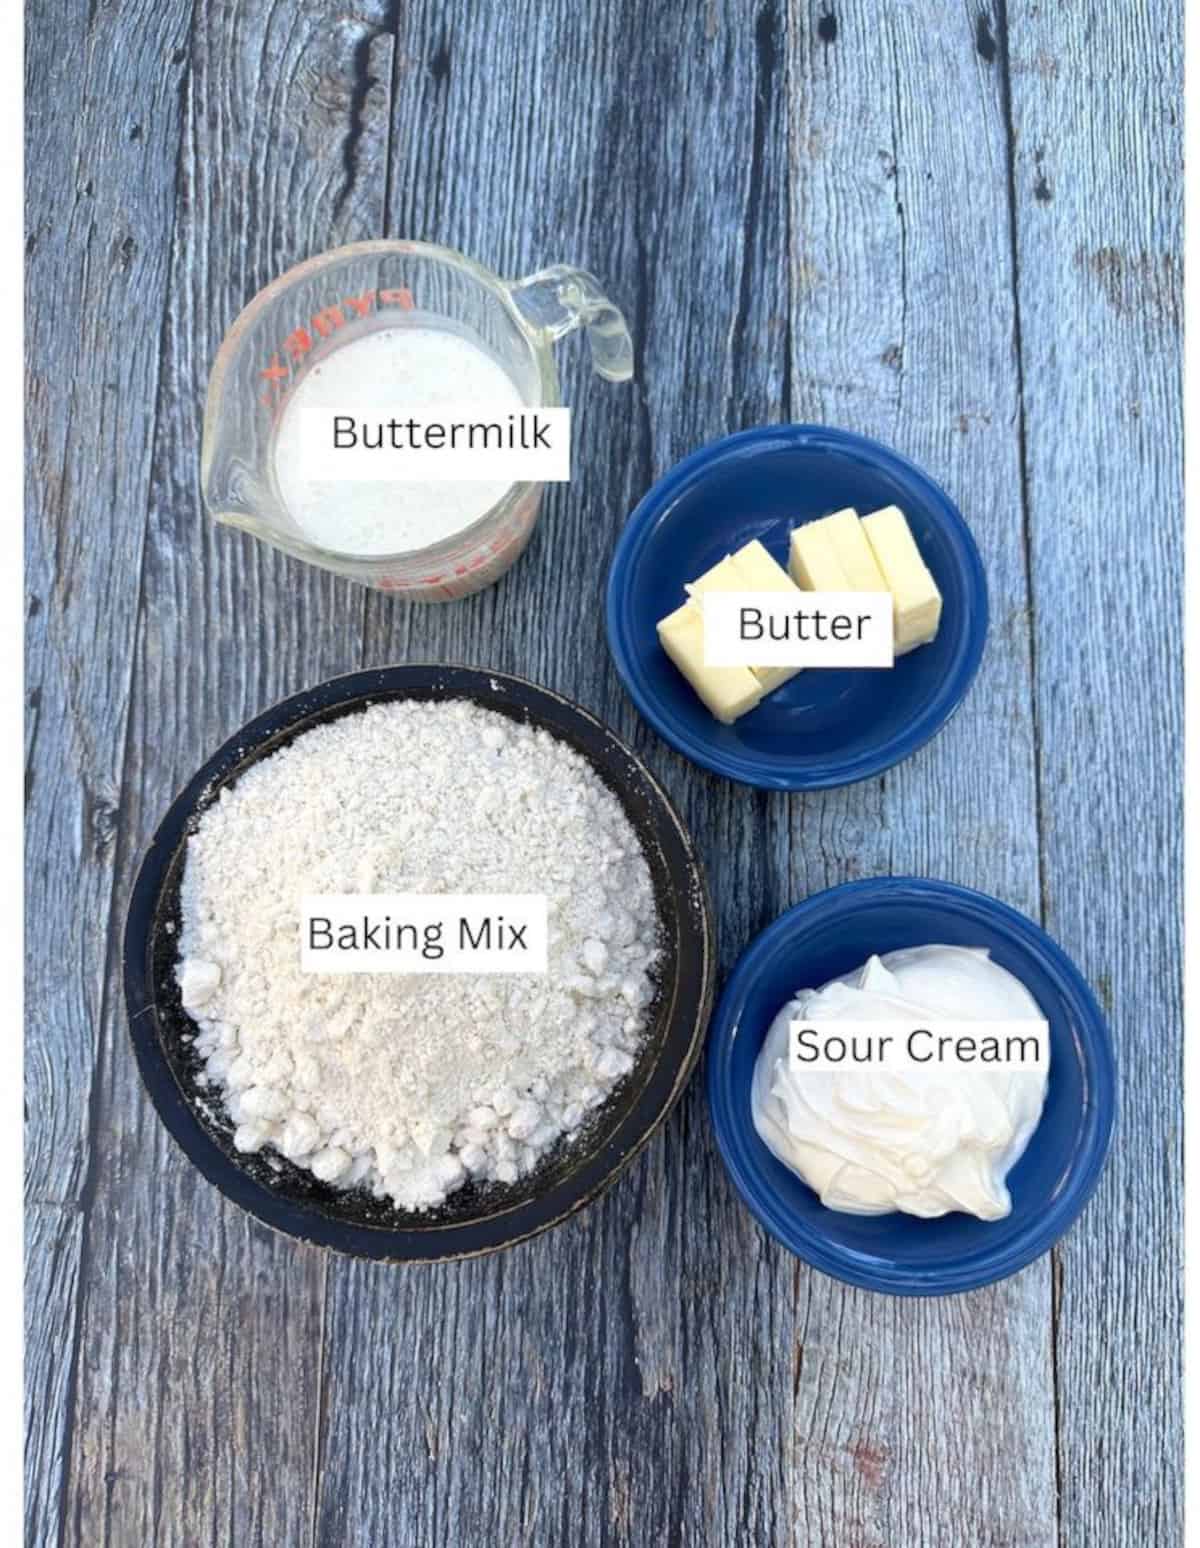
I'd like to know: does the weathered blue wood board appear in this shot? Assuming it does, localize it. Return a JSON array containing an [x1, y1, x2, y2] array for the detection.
[[1005, 2, 1183, 1540], [24, 3, 197, 1544], [783, 4, 1055, 1541], [24, 1, 1181, 1544]]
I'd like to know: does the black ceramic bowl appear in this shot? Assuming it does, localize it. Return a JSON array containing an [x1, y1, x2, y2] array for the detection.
[[124, 665, 715, 1262]]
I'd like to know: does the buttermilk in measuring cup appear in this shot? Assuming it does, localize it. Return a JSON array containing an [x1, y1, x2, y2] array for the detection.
[[272, 323, 524, 556]]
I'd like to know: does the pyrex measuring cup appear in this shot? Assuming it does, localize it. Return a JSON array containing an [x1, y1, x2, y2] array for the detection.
[[201, 240, 633, 600]]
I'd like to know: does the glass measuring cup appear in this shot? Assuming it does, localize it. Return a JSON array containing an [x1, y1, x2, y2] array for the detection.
[[201, 240, 633, 600]]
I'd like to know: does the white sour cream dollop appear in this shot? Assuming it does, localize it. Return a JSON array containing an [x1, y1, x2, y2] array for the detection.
[[751, 946, 1049, 1220]]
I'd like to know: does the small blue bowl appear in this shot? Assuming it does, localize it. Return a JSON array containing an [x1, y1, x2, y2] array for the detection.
[[706, 878, 1116, 1295], [606, 425, 988, 789]]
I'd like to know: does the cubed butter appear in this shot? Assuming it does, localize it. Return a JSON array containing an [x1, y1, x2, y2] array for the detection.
[[731, 539, 797, 592], [727, 539, 803, 692], [789, 512, 852, 590], [861, 505, 942, 654], [656, 602, 765, 724], [684, 553, 746, 600], [813, 508, 889, 591]]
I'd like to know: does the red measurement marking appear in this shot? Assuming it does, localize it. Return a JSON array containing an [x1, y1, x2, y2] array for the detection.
[[284, 326, 313, 361], [258, 290, 422, 414], [312, 305, 345, 337]]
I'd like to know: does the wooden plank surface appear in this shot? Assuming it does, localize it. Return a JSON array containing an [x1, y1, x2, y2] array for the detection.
[[784, 4, 1055, 1543], [321, 5, 798, 1544], [54, 5, 394, 1545], [1002, 1, 1184, 1539], [23, 1, 1181, 1545], [23, 4, 195, 1543]]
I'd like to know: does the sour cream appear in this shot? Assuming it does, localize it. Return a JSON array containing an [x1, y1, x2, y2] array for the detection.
[[751, 946, 1049, 1220]]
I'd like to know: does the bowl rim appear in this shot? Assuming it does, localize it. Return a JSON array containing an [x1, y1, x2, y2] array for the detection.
[[123, 664, 716, 1263], [705, 876, 1117, 1295], [605, 423, 989, 790]]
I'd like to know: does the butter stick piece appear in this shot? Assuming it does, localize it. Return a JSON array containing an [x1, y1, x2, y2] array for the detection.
[[684, 553, 745, 600], [732, 539, 798, 590], [860, 505, 942, 654], [683, 554, 782, 696], [730, 539, 804, 692], [656, 602, 765, 724], [789, 514, 851, 590], [816, 509, 889, 591]]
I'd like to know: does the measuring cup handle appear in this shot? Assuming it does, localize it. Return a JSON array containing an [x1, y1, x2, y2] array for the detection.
[[507, 266, 634, 383]]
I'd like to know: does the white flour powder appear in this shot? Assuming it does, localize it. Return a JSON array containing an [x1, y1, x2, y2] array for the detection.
[[175, 699, 660, 1211]]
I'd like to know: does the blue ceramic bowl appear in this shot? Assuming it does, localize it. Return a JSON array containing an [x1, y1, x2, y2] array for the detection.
[[706, 878, 1116, 1295], [606, 425, 988, 789]]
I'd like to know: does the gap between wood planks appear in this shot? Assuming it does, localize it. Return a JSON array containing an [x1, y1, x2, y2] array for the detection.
[[992, 4, 1064, 1534]]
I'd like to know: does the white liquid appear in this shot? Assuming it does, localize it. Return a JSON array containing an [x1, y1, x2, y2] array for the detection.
[[273, 325, 525, 556]]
